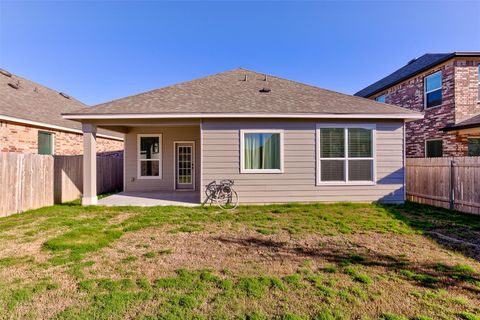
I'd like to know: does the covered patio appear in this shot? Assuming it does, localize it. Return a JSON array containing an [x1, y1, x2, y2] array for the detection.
[[76, 119, 202, 206], [97, 191, 201, 207]]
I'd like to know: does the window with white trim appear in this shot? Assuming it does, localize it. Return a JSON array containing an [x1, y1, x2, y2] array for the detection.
[[317, 125, 375, 184], [240, 130, 283, 173], [424, 71, 442, 109], [375, 95, 386, 103], [138, 134, 162, 178]]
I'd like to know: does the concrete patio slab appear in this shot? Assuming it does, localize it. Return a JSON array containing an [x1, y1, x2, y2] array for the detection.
[[97, 191, 200, 207]]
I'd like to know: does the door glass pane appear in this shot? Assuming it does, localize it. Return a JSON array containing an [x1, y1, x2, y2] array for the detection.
[[38, 132, 53, 155], [320, 128, 344, 158], [244, 133, 280, 169], [426, 140, 443, 157], [140, 137, 160, 159], [348, 128, 372, 157], [348, 160, 373, 181], [320, 160, 345, 181], [468, 138, 480, 156], [141, 161, 159, 176], [178, 146, 192, 184]]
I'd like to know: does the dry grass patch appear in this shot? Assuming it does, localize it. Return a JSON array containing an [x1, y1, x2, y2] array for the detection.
[[0, 202, 479, 319]]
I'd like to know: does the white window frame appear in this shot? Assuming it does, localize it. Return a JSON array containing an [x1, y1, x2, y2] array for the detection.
[[424, 71, 443, 109], [424, 138, 443, 158], [375, 95, 386, 103], [240, 129, 284, 174], [38, 130, 55, 155], [316, 124, 376, 186], [137, 134, 162, 179]]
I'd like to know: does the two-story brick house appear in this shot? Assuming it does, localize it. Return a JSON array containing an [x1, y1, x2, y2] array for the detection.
[[0, 68, 124, 155], [355, 52, 480, 158]]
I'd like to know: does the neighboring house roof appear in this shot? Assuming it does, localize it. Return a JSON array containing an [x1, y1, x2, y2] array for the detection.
[[355, 52, 480, 98], [442, 113, 480, 132], [64, 68, 421, 120], [0, 69, 123, 140]]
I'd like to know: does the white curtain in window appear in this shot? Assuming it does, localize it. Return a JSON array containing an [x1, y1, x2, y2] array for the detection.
[[244, 133, 280, 170]]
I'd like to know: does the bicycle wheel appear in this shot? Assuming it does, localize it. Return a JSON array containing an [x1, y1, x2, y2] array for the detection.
[[216, 189, 239, 210]]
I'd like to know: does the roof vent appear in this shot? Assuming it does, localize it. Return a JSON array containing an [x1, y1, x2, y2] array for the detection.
[[0, 69, 12, 77], [7, 81, 19, 89], [259, 87, 271, 93], [59, 92, 70, 99], [407, 58, 417, 65]]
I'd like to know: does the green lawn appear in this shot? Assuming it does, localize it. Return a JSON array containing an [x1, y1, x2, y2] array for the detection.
[[0, 201, 479, 319]]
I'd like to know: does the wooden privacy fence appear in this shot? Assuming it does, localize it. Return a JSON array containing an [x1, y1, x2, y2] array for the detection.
[[0, 152, 123, 217], [406, 157, 480, 215], [0, 153, 54, 217], [54, 155, 123, 203]]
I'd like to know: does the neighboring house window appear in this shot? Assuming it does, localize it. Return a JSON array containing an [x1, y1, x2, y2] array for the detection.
[[424, 71, 442, 109], [138, 134, 162, 178], [240, 130, 283, 173], [38, 131, 54, 155], [468, 137, 480, 156], [316, 124, 375, 184], [375, 95, 386, 103], [425, 139, 443, 157]]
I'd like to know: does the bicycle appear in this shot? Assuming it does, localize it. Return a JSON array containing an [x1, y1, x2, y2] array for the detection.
[[202, 179, 239, 210]]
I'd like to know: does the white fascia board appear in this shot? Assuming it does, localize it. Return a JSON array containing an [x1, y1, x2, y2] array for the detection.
[[0, 114, 124, 141], [63, 112, 424, 121]]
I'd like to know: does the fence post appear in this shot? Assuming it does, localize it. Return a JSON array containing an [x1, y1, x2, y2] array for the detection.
[[449, 160, 456, 210]]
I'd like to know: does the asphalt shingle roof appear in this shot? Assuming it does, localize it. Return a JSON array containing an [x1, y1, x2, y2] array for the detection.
[[65, 68, 420, 117], [0, 70, 122, 138], [355, 52, 480, 98], [443, 113, 480, 131]]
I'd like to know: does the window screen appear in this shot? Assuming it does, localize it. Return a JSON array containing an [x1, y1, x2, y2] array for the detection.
[[425, 72, 442, 108], [319, 127, 374, 182], [426, 140, 443, 157], [38, 132, 54, 155], [468, 138, 480, 156], [139, 136, 161, 177]]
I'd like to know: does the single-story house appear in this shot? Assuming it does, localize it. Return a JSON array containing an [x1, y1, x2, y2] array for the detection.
[[0, 68, 123, 155], [63, 68, 422, 206]]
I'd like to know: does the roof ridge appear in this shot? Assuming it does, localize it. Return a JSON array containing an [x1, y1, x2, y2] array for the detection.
[[257, 70, 420, 114], [91, 68, 248, 109]]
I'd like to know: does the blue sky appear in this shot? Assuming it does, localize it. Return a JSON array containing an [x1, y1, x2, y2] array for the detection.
[[0, 1, 478, 105]]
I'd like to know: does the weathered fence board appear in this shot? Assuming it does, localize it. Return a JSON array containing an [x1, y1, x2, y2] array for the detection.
[[0, 153, 123, 217], [406, 157, 480, 215], [54, 155, 123, 203], [0, 153, 54, 217]]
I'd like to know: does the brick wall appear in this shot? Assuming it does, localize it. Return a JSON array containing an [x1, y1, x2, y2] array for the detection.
[[373, 58, 480, 157], [454, 59, 480, 124], [0, 120, 123, 155]]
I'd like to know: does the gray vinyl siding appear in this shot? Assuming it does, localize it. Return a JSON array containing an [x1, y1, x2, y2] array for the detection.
[[201, 119, 405, 204], [124, 126, 200, 192]]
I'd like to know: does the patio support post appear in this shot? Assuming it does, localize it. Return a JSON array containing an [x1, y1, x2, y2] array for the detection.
[[82, 123, 97, 205]]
